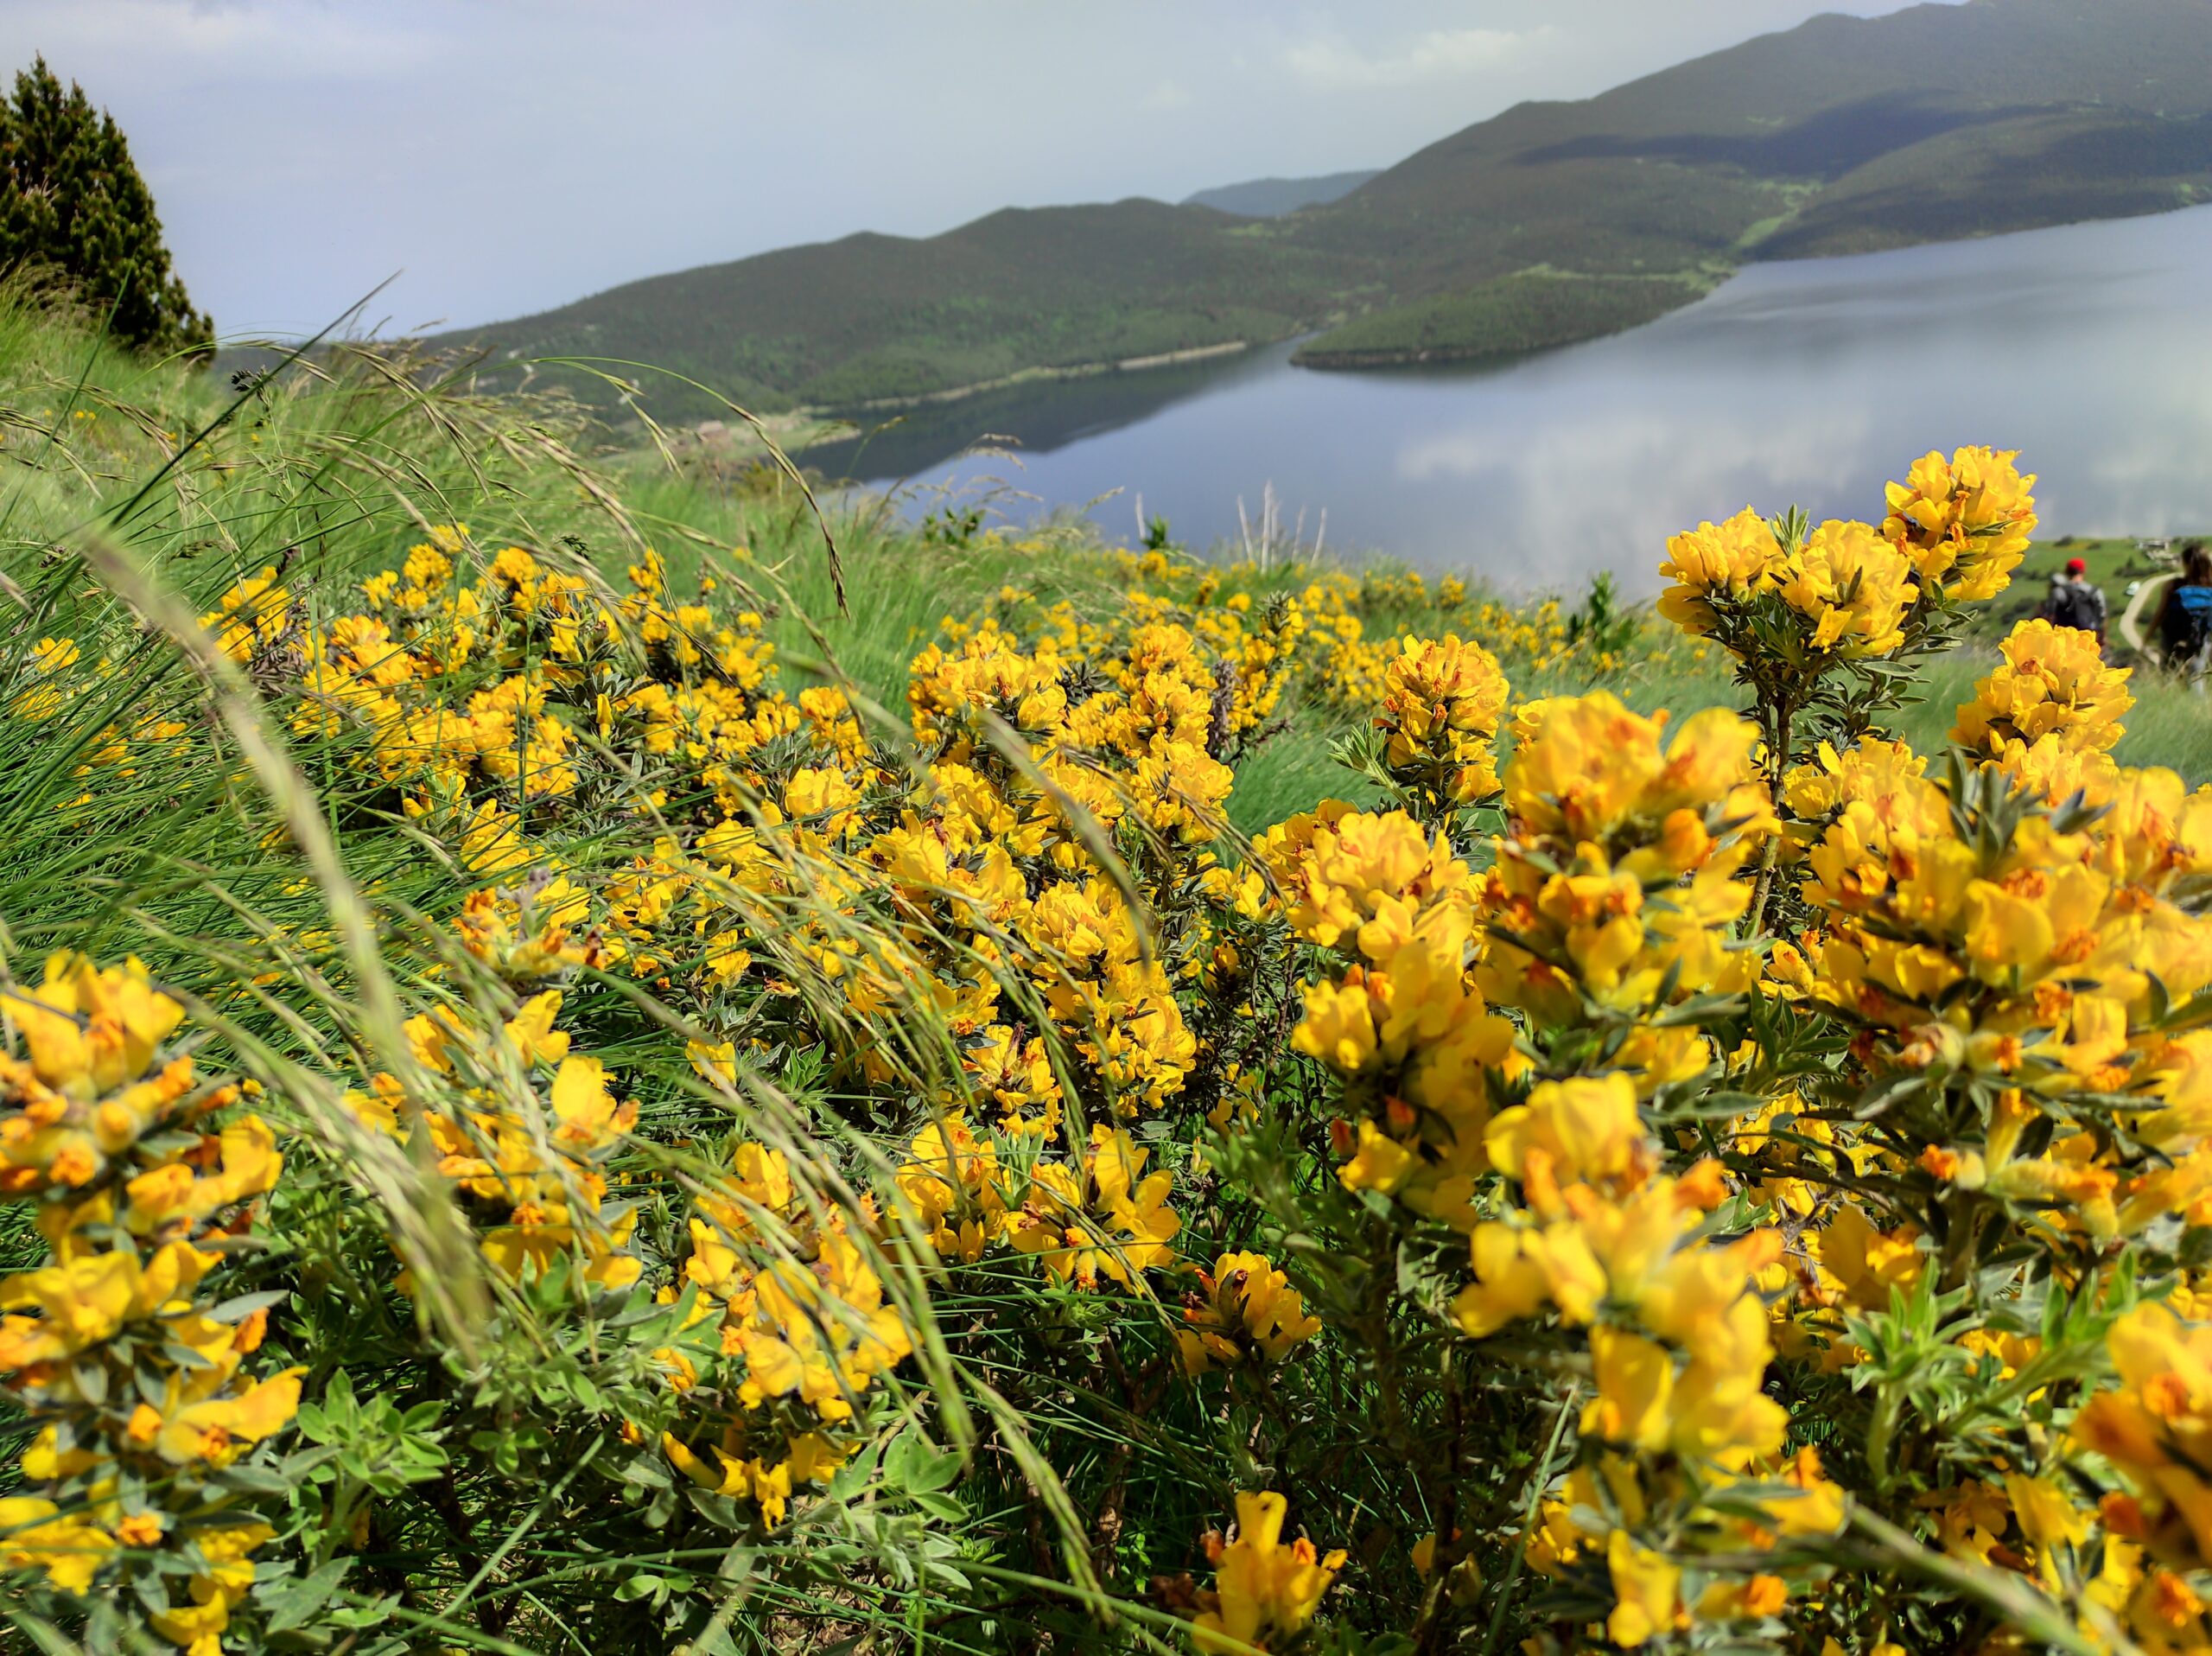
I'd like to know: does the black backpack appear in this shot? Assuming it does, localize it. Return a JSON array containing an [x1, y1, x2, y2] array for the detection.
[[2047, 581, 2100, 632], [2164, 583, 2212, 661]]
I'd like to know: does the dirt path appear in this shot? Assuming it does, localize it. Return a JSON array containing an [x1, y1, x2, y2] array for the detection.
[[2122, 573, 2173, 653]]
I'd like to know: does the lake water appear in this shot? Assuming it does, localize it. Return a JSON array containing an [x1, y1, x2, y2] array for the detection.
[[801, 204, 2212, 596]]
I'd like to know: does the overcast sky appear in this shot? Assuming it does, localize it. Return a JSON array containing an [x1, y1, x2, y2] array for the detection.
[[5, 0, 1936, 337]]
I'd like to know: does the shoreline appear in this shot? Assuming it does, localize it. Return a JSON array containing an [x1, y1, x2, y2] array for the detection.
[[816, 339, 1255, 416], [1294, 307, 1689, 372]]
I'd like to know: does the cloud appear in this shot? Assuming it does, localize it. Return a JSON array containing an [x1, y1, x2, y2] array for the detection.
[[1282, 25, 1549, 89], [12, 0, 437, 83], [1145, 77, 1192, 110]]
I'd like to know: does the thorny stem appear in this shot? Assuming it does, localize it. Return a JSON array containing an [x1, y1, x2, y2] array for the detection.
[[1478, 1381, 1579, 1656], [1745, 837, 1783, 941], [1367, 1218, 1407, 1443], [1745, 690, 1797, 939], [1937, 1186, 1989, 1295], [1866, 1383, 1904, 1499], [1408, 1348, 1469, 1655]]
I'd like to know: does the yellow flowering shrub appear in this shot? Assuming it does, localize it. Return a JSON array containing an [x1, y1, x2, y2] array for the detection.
[[1, 956, 297, 1655], [13, 322, 2212, 1656], [1373, 633, 1509, 816], [1175, 1251, 1322, 1375], [1954, 615, 2135, 761]]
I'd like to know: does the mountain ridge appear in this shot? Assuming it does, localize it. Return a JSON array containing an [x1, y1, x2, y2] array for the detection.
[[1180, 170, 1382, 217]]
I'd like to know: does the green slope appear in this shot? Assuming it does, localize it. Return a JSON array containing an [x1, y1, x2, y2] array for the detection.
[[442, 0, 2212, 416], [1292, 0, 2212, 361], [1289, 271, 1717, 370], [1753, 105, 2212, 258], [453, 199, 1371, 416]]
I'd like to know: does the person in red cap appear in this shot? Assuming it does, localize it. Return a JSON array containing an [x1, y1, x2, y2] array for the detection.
[[2042, 553, 2107, 644]]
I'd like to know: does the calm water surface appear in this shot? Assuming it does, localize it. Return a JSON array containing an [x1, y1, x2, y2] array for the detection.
[[804, 206, 2212, 594]]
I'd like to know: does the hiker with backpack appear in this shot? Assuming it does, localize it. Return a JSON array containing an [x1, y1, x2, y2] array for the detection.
[[2043, 555, 2108, 642], [2157, 541, 2212, 686]]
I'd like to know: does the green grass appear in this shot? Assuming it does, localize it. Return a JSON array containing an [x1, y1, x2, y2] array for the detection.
[[2000, 532, 2207, 620]]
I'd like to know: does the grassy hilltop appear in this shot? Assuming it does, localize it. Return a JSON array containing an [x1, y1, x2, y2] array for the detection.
[[442, 0, 2212, 419]]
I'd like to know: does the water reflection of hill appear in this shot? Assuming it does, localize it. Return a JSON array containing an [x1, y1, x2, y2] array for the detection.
[[796, 345, 1287, 483]]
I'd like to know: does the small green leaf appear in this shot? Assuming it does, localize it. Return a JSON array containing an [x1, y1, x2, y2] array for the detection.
[[260, 1558, 353, 1633]]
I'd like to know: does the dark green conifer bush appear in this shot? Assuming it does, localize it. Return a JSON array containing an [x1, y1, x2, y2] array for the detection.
[[0, 56, 211, 356]]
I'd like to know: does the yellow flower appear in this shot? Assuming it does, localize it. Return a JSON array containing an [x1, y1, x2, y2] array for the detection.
[[1339, 1116, 1417, 1195], [1656, 507, 1783, 634], [1192, 1492, 1346, 1653], [120, 1115, 283, 1232], [2003, 1471, 2089, 1585], [1952, 617, 2133, 758], [456, 798, 535, 875], [1776, 519, 1916, 656], [784, 765, 861, 838], [1291, 973, 1380, 1073], [0, 1243, 216, 1372], [1808, 1204, 1923, 1314], [154, 1367, 306, 1467], [29, 635, 80, 674], [895, 1113, 1004, 1260], [1605, 1528, 1682, 1647], [1176, 1252, 1322, 1375], [1783, 736, 1927, 822], [1375, 634, 1509, 805], [1757, 1445, 1847, 1537], [1697, 1573, 1789, 1621], [1280, 809, 1468, 956], [1452, 1220, 1553, 1338], [0, 1496, 115, 1594], [197, 567, 291, 663], [3, 951, 185, 1105], [1582, 1326, 1673, 1453], [2001, 734, 2121, 810], [2075, 1303, 2212, 1567], [1485, 1073, 1647, 1194], [687, 1037, 737, 1085], [145, 1521, 275, 1654], [502, 990, 571, 1067], [1503, 695, 1762, 846], [454, 875, 597, 978], [1084, 1125, 1182, 1280], [1882, 445, 2036, 600]]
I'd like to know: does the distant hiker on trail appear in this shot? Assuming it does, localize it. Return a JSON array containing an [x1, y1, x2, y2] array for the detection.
[[2043, 555, 2107, 642], [2158, 541, 2212, 687]]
